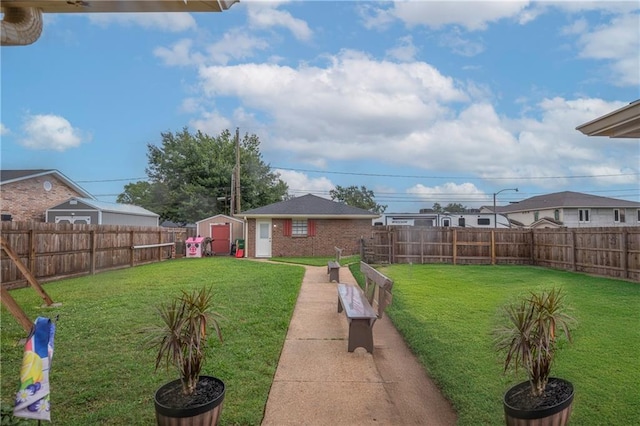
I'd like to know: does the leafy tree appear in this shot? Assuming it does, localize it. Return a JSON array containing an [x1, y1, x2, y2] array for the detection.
[[329, 185, 387, 214], [118, 128, 288, 224], [430, 202, 467, 213], [444, 203, 467, 213]]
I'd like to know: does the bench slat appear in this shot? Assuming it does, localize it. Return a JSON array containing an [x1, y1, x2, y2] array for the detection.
[[337, 284, 377, 319]]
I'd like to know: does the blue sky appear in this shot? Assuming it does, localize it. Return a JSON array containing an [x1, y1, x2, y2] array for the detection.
[[2, 0, 639, 213]]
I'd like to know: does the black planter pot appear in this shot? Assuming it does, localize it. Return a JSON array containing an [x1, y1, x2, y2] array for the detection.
[[503, 378, 574, 426], [154, 376, 225, 426]]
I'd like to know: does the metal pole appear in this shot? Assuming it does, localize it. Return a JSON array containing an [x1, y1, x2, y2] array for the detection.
[[493, 193, 497, 229], [493, 188, 518, 228]]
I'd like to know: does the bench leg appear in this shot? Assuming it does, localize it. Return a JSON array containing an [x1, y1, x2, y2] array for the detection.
[[329, 268, 339, 282], [337, 295, 344, 313], [347, 319, 375, 353]]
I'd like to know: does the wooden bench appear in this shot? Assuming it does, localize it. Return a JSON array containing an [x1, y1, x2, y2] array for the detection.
[[327, 247, 343, 282], [336, 262, 394, 353]]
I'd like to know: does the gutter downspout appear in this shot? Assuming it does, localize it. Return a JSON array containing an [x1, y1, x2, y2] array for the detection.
[[243, 216, 248, 258], [1, 7, 43, 46]]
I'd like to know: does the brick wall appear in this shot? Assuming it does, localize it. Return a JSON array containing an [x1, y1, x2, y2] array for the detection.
[[246, 218, 372, 258], [1, 176, 84, 222]]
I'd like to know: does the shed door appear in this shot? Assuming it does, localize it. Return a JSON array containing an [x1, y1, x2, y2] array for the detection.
[[211, 224, 231, 254], [255, 220, 272, 258], [55, 215, 91, 224]]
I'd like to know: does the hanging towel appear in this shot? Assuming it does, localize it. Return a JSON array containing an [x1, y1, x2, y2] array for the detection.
[[14, 316, 56, 421]]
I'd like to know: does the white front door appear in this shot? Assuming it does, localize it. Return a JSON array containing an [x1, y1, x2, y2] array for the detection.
[[255, 220, 272, 257]]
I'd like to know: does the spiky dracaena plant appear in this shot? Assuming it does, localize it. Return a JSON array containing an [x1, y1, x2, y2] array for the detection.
[[147, 287, 223, 395], [495, 288, 574, 397]]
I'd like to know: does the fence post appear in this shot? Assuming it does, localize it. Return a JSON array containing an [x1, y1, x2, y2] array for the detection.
[[529, 230, 535, 265], [389, 228, 394, 264], [28, 229, 36, 275], [90, 230, 96, 275], [420, 228, 425, 264], [570, 230, 577, 272], [621, 228, 628, 279], [491, 230, 496, 265], [130, 230, 135, 267], [453, 229, 458, 265]]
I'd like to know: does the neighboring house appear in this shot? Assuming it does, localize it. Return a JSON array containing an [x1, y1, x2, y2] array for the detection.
[[373, 212, 510, 228], [483, 191, 640, 228], [195, 214, 244, 255], [46, 197, 159, 227], [1, 169, 93, 222], [239, 194, 379, 258]]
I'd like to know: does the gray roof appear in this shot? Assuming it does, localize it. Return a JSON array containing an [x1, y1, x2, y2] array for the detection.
[[496, 191, 640, 213], [50, 197, 159, 217], [240, 194, 380, 219], [0, 169, 94, 198]]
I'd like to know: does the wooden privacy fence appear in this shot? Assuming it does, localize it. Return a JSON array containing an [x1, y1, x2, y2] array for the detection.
[[362, 226, 640, 282], [1, 222, 192, 289]]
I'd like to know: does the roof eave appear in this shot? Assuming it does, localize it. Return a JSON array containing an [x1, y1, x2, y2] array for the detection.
[[576, 101, 640, 138], [241, 214, 379, 219], [1, 0, 238, 13]]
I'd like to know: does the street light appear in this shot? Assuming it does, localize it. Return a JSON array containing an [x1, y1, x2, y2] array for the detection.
[[493, 188, 518, 228]]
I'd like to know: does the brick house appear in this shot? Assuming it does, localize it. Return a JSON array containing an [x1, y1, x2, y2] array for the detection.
[[239, 194, 379, 258], [0, 169, 93, 222]]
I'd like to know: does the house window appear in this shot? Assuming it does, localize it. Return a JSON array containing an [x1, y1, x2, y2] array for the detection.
[[578, 209, 590, 223], [477, 218, 490, 226], [283, 219, 316, 237], [292, 219, 308, 236], [442, 219, 450, 227], [637, 210, 640, 222], [458, 218, 465, 227], [554, 209, 560, 220], [614, 209, 625, 223], [534, 211, 539, 221]]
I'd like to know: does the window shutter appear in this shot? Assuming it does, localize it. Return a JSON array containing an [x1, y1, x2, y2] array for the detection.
[[283, 219, 292, 237], [308, 219, 316, 236]]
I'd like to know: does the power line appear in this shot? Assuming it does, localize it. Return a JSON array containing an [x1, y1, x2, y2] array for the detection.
[[274, 166, 640, 181]]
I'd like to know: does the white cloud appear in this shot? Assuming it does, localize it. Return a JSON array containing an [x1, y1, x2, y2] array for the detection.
[[377, 1, 531, 31], [189, 110, 232, 136], [386, 36, 418, 62], [205, 29, 271, 65], [276, 169, 334, 198], [198, 51, 467, 162], [574, 13, 640, 87], [20, 114, 88, 152], [247, 2, 312, 41], [0, 123, 9, 135], [191, 49, 636, 192], [439, 30, 485, 57], [155, 30, 269, 67], [154, 39, 205, 67], [88, 12, 196, 32], [407, 182, 488, 208]]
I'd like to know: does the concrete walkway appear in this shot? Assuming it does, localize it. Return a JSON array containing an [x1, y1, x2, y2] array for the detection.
[[261, 264, 457, 425]]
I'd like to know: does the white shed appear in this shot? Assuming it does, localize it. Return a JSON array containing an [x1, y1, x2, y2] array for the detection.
[[46, 197, 159, 227]]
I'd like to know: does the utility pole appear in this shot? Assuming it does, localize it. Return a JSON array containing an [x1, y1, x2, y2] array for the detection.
[[234, 127, 241, 215]]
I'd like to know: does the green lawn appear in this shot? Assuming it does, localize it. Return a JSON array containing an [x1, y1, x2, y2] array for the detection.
[[1, 258, 305, 425], [4, 259, 638, 425], [351, 264, 640, 426]]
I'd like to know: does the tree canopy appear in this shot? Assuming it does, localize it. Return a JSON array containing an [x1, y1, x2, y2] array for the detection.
[[118, 128, 288, 224], [329, 185, 387, 214], [430, 202, 467, 213]]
